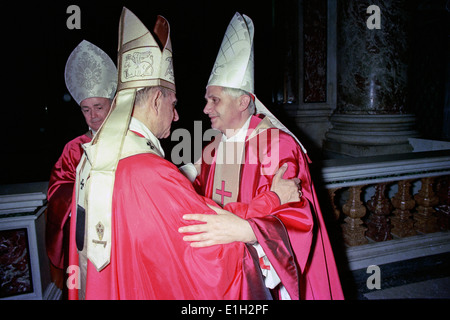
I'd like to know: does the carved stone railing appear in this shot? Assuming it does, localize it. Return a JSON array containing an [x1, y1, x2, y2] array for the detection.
[[319, 150, 450, 250]]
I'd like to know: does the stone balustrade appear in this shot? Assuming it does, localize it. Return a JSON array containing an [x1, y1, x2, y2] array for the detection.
[[319, 150, 450, 248]]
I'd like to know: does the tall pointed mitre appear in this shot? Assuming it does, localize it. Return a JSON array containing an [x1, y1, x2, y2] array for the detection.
[[117, 8, 175, 92], [207, 12, 306, 153], [81, 7, 175, 271], [64, 40, 117, 105]]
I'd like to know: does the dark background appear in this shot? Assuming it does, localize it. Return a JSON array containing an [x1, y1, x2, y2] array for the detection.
[[1, 1, 448, 184], [0, 1, 276, 184]]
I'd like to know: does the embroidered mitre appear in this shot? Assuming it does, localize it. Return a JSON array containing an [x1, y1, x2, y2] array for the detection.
[[65, 40, 117, 105], [117, 8, 175, 92], [207, 12, 254, 93], [207, 12, 306, 153]]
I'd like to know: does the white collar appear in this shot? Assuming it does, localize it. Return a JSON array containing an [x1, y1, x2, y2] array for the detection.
[[221, 116, 252, 143], [129, 117, 165, 158]]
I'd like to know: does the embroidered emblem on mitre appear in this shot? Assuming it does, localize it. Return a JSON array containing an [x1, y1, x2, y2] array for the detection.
[[207, 12, 254, 93], [65, 40, 117, 105], [118, 8, 175, 93]]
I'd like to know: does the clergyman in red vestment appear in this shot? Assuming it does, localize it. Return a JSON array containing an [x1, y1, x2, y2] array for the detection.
[[46, 40, 117, 291], [179, 12, 344, 300]]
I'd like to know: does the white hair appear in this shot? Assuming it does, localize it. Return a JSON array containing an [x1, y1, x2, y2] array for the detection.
[[221, 87, 256, 115], [134, 86, 170, 107]]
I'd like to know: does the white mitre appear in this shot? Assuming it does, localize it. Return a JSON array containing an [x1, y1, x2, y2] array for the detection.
[[65, 40, 117, 105], [207, 12, 306, 153], [117, 8, 175, 92], [207, 13, 254, 93]]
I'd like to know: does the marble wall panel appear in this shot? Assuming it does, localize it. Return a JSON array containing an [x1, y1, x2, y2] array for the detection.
[[0, 229, 33, 298], [303, 0, 328, 103]]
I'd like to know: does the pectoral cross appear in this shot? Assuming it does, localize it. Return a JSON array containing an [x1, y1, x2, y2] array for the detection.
[[216, 180, 232, 206]]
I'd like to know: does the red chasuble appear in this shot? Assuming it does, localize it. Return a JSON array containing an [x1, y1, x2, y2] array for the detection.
[[68, 152, 268, 300], [46, 133, 92, 269], [194, 115, 344, 300]]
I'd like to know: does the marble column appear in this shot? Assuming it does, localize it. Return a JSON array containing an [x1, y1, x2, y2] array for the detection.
[[324, 0, 419, 157]]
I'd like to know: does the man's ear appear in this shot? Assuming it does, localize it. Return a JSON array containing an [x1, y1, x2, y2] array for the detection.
[[238, 94, 251, 112], [152, 89, 164, 114]]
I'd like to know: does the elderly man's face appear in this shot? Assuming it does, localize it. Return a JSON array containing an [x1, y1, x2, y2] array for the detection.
[[203, 86, 242, 135], [157, 90, 179, 139], [80, 97, 112, 131]]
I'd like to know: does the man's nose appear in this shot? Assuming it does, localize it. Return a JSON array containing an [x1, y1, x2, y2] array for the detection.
[[203, 102, 211, 114], [90, 109, 99, 119], [173, 109, 179, 122]]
